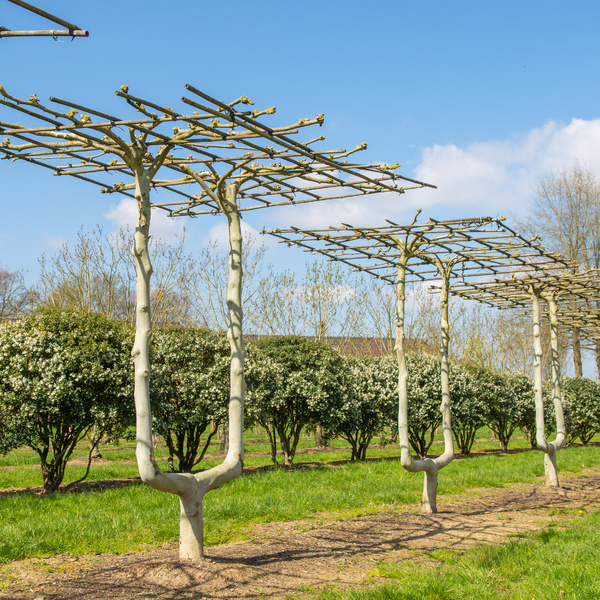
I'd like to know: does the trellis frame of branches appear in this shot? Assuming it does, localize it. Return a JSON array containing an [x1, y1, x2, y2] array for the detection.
[[0, 0, 88, 39], [450, 269, 600, 486], [0, 83, 434, 557], [266, 215, 571, 511]]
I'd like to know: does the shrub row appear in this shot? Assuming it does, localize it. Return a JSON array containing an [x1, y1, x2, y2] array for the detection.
[[1, 313, 599, 490]]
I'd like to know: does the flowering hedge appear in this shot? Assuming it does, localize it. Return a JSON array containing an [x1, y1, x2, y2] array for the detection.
[[245, 335, 349, 466], [2, 318, 598, 480], [449, 364, 488, 454], [150, 326, 231, 472], [561, 377, 600, 444], [334, 356, 397, 460], [0, 308, 133, 492]]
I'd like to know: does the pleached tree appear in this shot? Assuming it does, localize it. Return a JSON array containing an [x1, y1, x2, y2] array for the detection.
[[452, 270, 600, 487], [267, 214, 570, 511], [0, 84, 432, 557]]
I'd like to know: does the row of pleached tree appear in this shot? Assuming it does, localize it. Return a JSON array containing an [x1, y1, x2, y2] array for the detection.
[[1, 310, 599, 493], [0, 226, 571, 379]]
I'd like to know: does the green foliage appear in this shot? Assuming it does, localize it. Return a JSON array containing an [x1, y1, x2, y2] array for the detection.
[[405, 353, 441, 458], [562, 377, 600, 444], [335, 357, 398, 461], [0, 443, 598, 564], [0, 308, 133, 492], [245, 335, 348, 465], [450, 364, 487, 454], [320, 511, 600, 600], [469, 366, 534, 452], [150, 326, 230, 472], [0, 483, 179, 562]]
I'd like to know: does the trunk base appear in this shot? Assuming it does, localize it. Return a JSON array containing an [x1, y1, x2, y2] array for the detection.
[[544, 448, 560, 487], [179, 492, 205, 560], [422, 465, 438, 514]]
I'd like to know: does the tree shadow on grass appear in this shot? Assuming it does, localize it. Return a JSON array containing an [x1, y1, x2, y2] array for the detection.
[[5, 473, 600, 600]]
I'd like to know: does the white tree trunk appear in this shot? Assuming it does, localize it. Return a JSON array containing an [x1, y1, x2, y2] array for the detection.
[[436, 266, 455, 474], [177, 182, 245, 559], [132, 171, 244, 559], [396, 250, 455, 514], [530, 287, 566, 487]]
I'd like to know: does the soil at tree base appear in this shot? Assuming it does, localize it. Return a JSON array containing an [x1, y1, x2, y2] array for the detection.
[[1, 468, 600, 600]]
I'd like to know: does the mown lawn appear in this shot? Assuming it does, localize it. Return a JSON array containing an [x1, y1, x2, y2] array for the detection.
[[319, 510, 600, 600], [0, 431, 599, 565]]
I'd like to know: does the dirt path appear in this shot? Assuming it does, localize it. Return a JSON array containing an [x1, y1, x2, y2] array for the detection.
[[2, 469, 600, 600]]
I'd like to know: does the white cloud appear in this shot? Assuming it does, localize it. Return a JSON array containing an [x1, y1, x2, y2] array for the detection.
[[98, 119, 600, 245], [204, 220, 269, 250], [103, 198, 186, 241], [413, 118, 600, 217], [263, 196, 384, 230], [41, 231, 66, 248], [262, 118, 600, 230]]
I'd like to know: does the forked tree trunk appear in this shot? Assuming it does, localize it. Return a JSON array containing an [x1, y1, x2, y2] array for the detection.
[[396, 249, 455, 514], [530, 287, 567, 487], [132, 171, 244, 559]]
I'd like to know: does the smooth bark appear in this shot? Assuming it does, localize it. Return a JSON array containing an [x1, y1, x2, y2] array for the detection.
[[530, 287, 567, 487], [132, 170, 244, 559], [572, 326, 583, 378], [396, 248, 455, 514]]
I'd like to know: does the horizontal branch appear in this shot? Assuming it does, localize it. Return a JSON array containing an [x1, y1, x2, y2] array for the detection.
[[0, 29, 88, 37]]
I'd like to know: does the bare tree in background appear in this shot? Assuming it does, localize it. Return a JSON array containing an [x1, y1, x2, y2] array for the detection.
[[183, 233, 273, 332], [515, 163, 600, 375], [0, 267, 35, 321], [452, 303, 563, 377], [361, 279, 397, 354], [301, 261, 366, 343], [257, 260, 366, 346], [362, 280, 453, 356], [38, 226, 194, 327]]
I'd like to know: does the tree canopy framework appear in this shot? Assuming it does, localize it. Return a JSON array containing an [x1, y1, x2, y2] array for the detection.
[[0, 83, 434, 559], [266, 216, 569, 284], [0, 84, 434, 216], [449, 271, 600, 366], [447, 269, 600, 486], [450, 271, 600, 335], [450, 271, 600, 368], [0, 0, 88, 39], [265, 215, 572, 511]]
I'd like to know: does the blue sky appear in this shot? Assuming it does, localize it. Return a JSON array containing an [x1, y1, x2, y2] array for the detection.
[[2, 1, 600, 284]]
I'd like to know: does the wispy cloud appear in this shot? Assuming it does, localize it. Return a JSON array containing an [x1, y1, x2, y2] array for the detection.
[[262, 118, 600, 230], [103, 198, 186, 241], [41, 232, 66, 249], [413, 118, 600, 217]]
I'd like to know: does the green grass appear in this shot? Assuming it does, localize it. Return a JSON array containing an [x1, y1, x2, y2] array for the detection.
[[318, 511, 600, 600], [0, 460, 142, 489], [0, 441, 599, 564], [0, 483, 179, 560]]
